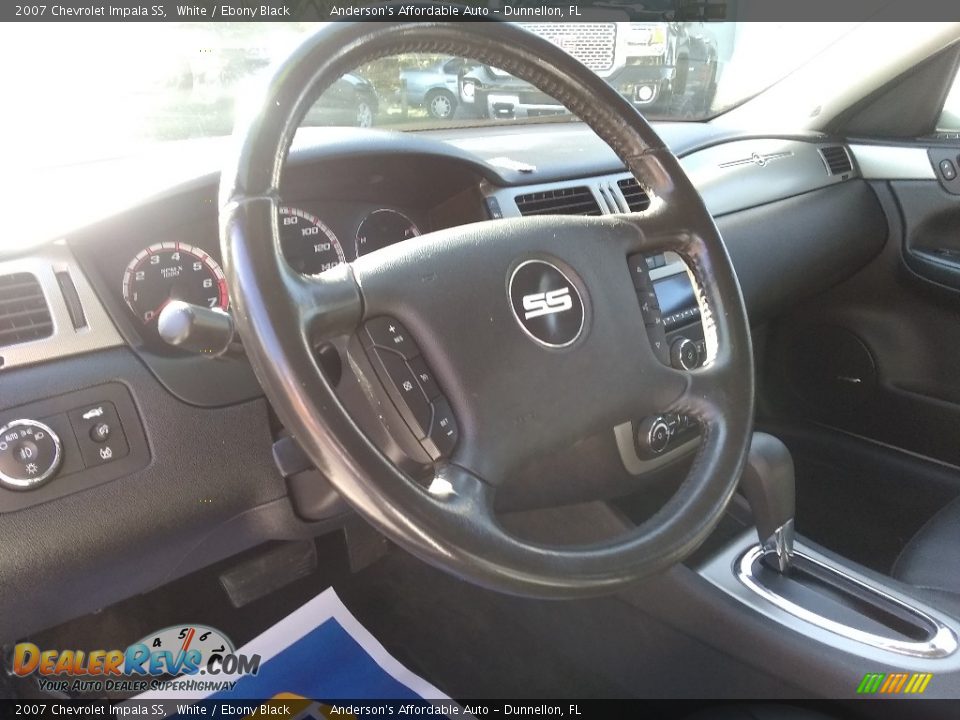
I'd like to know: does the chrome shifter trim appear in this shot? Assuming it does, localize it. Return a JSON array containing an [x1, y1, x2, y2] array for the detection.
[[736, 545, 958, 659], [760, 518, 795, 573]]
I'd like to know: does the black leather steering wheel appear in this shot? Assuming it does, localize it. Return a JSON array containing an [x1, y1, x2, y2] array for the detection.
[[219, 22, 754, 598]]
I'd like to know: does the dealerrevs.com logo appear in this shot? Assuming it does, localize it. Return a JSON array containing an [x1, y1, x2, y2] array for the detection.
[[11, 624, 260, 694]]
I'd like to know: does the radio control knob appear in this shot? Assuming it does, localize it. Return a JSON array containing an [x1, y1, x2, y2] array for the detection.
[[636, 416, 672, 457], [671, 337, 700, 370], [0, 419, 62, 491]]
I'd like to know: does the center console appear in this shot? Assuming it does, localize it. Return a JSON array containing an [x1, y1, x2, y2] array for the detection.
[[616, 251, 707, 474]]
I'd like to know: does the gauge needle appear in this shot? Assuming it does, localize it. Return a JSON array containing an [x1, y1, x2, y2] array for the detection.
[[144, 298, 171, 324], [181, 627, 196, 653]]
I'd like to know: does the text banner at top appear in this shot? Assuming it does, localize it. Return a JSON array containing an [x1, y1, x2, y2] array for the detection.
[[8, 0, 960, 23]]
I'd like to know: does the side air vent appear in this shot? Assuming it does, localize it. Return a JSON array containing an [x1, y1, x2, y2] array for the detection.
[[820, 146, 853, 175], [515, 186, 602, 216], [617, 177, 652, 212], [0, 272, 53, 347]]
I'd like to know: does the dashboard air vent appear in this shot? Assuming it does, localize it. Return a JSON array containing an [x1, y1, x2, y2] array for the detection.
[[0, 272, 53, 347], [515, 186, 601, 216], [617, 177, 652, 212], [820, 146, 853, 175]]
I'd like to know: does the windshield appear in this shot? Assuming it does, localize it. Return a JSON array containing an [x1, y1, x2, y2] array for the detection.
[[4, 21, 860, 170]]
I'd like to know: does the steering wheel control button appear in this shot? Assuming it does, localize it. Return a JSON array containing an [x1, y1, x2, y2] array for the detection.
[[637, 289, 662, 325], [626, 255, 673, 365], [362, 317, 417, 359], [508, 260, 585, 348], [67, 402, 129, 468], [649, 327, 670, 365], [409, 356, 441, 400], [371, 348, 433, 438], [360, 317, 459, 458], [0, 419, 63, 491], [939, 159, 957, 181], [671, 337, 701, 370], [627, 253, 654, 291], [425, 397, 459, 459]]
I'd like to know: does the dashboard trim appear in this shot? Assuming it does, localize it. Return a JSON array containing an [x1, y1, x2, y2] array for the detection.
[[483, 139, 859, 223], [849, 144, 937, 180], [0, 243, 123, 374]]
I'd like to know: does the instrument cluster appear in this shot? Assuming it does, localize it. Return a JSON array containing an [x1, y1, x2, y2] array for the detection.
[[118, 202, 425, 347]]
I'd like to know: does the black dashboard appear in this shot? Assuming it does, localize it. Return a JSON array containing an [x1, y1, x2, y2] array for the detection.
[[0, 121, 893, 641]]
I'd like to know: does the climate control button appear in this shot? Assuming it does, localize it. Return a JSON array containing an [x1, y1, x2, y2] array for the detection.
[[0, 419, 63, 490]]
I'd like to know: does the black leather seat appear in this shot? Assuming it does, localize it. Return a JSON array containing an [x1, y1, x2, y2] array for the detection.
[[893, 496, 960, 597]]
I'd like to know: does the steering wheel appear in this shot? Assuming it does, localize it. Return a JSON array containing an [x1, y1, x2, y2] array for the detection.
[[219, 22, 754, 598]]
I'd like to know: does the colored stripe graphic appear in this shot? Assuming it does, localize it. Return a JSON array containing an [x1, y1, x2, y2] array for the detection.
[[857, 672, 932, 694], [857, 673, 885, 694]]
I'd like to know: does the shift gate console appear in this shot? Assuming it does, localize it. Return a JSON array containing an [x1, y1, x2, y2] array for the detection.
[[723, 432, 959, 659]]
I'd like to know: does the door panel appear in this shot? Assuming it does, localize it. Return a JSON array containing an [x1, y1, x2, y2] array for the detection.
[[896, 163, 960, 290], [763, 157, 960, 468]]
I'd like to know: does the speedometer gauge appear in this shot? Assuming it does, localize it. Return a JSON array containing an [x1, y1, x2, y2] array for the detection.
[[122, 242, 228, 326], [279, 206, 345, 275], [355, 209, 420, 257]]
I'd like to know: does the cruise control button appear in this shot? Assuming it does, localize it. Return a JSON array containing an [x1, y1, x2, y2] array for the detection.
[[425, 396, 459, 458], [362, 317, 418, 359], [408, 356, 441, 400], [371, 349, 432, 438]]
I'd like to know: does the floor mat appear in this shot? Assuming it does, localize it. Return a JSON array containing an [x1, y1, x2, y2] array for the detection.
[[134, 588, 450, 701]]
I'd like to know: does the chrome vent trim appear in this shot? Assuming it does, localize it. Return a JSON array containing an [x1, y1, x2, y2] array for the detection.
[[0, 272, 53, 348], [820, 145, 854, 175], [616, 177, 653, 212], [0, 243, 123, 372], [515, 186, 602, 216]]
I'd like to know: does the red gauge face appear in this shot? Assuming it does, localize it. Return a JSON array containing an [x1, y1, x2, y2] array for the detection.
[[122, 242, 228, 327]]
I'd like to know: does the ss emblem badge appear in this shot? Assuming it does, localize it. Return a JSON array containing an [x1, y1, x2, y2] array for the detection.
[[509, 260, 585, 348], [522, 287, 574, 320]]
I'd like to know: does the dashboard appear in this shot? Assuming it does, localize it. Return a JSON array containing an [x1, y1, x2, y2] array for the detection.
[[105, 201, 428, 348], [85, 154, 488, 355], [0, 121, 896, 641]]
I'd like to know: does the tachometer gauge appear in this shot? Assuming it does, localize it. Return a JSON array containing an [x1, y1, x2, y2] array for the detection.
[[122, 242, 228, 327], [355, 209, 420, 257], [279, 206, 345, 275]]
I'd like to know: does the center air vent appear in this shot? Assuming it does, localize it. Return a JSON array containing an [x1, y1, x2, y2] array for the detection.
[[515, 186, 602, 216], [820, 146, 853, 176], [617, 178, 652, 212], [0, 272, 53, 348]]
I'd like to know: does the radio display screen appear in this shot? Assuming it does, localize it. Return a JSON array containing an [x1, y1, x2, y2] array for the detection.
[[653, 272, 696, 318]]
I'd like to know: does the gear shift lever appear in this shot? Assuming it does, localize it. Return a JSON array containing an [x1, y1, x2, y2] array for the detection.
[[740, 432, 795, 573]]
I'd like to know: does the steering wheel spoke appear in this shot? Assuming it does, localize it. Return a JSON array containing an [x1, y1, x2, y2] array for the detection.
[[289, 263, 364, 340]]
